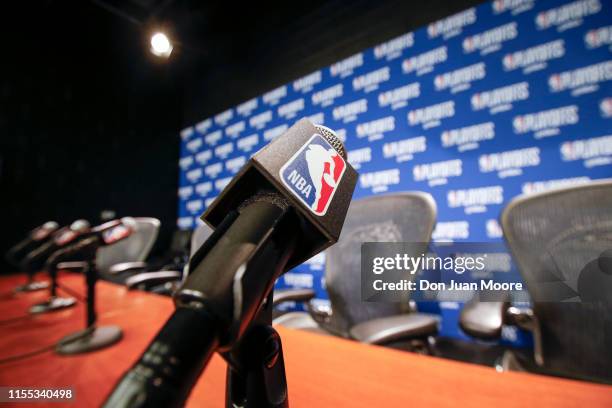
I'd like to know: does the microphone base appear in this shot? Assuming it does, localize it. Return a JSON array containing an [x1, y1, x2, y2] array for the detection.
[[29, 297, 76, 314], [14, 281, 50, 293], [56, 325, 122, 355]]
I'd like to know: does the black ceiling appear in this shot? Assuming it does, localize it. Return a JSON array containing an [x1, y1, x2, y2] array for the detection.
[[88, 0, 334, 66]]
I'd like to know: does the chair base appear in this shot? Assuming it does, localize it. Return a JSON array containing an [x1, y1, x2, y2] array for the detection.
[[14, 281, 49, 293], [56, 326, 122, 355], [29, 297, 76, 314]]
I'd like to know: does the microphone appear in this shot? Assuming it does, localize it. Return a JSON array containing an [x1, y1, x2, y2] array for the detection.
[[28, 219, 91, 314], [104, 119, 357, 407], [5, 221, 60, 267], [9, 221, 60, 292]]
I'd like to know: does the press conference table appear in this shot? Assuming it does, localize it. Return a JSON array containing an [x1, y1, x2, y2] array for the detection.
[[0, 274, 610, 407]]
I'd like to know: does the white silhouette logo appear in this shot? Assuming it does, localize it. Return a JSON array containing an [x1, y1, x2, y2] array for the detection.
[[305, 144, 338, 211]]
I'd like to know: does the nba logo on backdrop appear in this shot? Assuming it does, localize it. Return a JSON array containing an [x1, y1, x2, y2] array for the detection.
[[280, 134, 346, 216]]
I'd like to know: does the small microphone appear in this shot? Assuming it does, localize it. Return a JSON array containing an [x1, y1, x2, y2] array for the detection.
[[6, 221, 59, 268], [31, 221, 61, 241], [9, 221, 61, 292], [104, 118, 357, 407], [26, 220, 91, 314]]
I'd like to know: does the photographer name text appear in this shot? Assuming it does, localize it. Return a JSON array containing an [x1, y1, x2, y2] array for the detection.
[[372, 279, 523, 291]]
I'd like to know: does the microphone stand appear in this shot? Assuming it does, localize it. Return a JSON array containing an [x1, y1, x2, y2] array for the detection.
[[7, 235, 49, 293], [55, 242, 122, 355], [14, 254, 50, 291], [29, 258, 77, 314], [12, 234, 57, 293], [224, 290, 288, 408]]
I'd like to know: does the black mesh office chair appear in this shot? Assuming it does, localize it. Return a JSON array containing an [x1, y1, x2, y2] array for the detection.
[[274, 193, 439, 351], [109, 228, 192, 290], [146, 229, 192, 271], [460, 180, 612, 384], [94, 217, 161, 283]]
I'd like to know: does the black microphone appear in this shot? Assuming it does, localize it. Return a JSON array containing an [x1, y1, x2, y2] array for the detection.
[[9, 221, 61, 292], [27, 219, 91, 314], [5, 221, 60, 268], [104, 119, 357, 407]]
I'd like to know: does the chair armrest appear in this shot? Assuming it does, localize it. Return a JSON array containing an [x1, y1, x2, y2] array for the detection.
[[459, 300, 509, 340], [272, 289, 316, 306], [349, 313, 438, 345], [460, 299, 543, 367], [125, 271, 182, 290], [108, 261, 147, 275], [57, 261, 88, 271]]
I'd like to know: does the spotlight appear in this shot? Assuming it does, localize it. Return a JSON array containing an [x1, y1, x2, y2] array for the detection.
[[150, 32, 173, 58]]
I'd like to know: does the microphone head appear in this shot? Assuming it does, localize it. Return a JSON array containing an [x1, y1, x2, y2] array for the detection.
[[54, 228, 77, 246], [120, 216, 137, 229], [70, 219, 90, 232], [52, 220, 91, 246], [92, 219, 122, 233], [313, 124, 346, 160], [32, 221, 60, 241], [100, 223, 133, 245], [203, 118, 358, 268], [91, 219, 134, 245], [43, 221, 60, 230]]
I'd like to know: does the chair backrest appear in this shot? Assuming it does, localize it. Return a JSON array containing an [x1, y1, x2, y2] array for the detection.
[[501, 179, 612, 383], [324, 193, 436, 337], [96, 217, 160, 273], [190, 222, 214, 257]]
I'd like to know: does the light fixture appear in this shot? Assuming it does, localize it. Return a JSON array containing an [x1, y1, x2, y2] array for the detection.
[[150, 32, 173, 58]]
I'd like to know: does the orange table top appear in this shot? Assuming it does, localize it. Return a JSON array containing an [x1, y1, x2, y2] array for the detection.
[[0, 273, 610, 407]]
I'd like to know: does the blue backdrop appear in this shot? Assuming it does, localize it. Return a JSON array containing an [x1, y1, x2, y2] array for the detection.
[[176, 0, 611, 346]]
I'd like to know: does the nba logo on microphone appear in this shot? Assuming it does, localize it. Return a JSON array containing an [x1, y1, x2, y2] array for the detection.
[[280, 134, 346, 216]]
